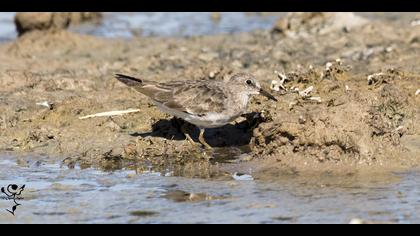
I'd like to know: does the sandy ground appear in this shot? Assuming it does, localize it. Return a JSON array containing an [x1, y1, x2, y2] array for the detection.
[[0, 13, 419, 179]]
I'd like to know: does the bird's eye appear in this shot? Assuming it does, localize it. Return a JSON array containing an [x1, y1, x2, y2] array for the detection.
[[246, 80, 252, 85]]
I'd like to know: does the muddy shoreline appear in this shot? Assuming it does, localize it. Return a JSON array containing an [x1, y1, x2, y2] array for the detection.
[[0, 13, 419, 179]]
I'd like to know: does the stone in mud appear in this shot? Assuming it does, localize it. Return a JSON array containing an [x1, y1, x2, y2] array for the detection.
[[14, 12, 103, 36], [162, 190, 226, 202], [129, 210, 159, 217], [271, 12, 368, 36], [15, 13, 71, 36]]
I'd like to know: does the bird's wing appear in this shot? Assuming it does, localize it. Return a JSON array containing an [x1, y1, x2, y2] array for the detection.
[[115, 74, 173, 101], [115, 74, 178, 103], [164, 80, 228, 116], [115, 74, 227, 116]]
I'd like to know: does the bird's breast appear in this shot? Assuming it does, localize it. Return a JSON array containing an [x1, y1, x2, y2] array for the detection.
[[228, 92, 250, 114]]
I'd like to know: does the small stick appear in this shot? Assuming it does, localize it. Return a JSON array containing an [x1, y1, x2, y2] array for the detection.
[[78, 108, 141, 120], [36, 101, 54, 110], [299, 86, 314, 97], [271, 70, 288, 91], [308, 96, 322, 102]]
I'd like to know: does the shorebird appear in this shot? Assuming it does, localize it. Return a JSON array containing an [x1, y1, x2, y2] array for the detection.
[[115, 73, 277, 149]]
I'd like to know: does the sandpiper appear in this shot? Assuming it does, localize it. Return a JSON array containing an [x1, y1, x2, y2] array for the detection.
[[115, 73, 277, 149]]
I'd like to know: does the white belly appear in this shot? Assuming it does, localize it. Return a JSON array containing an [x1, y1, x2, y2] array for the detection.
[[184, 112, 237, 128], [152, 100, 239, 128]]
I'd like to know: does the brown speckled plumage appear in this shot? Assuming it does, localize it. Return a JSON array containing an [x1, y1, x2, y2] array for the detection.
[[115, 73, 277, 149]]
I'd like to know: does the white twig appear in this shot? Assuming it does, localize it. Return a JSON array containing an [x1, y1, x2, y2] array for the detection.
[[345, 85, 351, 91], [289, 101, 298, 109], [273, 70, 288, 91], [308, 96, 322, 102], [78, 108, 141, 120], [36, 101, 53, 109], [274, 70, 287, 81], [394, 126, 404, 132], [299, 86, 314, 97]]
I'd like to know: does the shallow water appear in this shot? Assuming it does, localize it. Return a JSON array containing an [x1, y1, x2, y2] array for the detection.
[[0, 12, 281, 41], [70, 12, 281, 38], [1, 154, 419, 223], [1, 12, 418, 41], [0, 12, 16, 41]]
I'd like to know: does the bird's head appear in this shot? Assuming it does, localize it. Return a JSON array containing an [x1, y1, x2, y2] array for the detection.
[[227, 73, 277, 101]]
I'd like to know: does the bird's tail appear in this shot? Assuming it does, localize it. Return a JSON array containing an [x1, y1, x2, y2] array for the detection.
[[115, 74, 143, 87]]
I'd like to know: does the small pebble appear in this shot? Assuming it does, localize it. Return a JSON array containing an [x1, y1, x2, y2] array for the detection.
[[270, 80, 280, 91], [232, 172, 254, 181], [239, 155, 253, 162], [335, 58, 342, 64], [209, 71, 216, 78], [345, 85, 351, 91], [325, 62, 333, 71], [127, 173, 137, 178]]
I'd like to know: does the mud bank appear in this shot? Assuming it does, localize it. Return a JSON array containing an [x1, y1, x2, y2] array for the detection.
[[0, 13, 419, 178]]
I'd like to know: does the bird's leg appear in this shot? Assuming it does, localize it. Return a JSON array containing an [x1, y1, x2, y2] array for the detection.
[[198, 128, 212, 150], [180, 122, 196, 147]]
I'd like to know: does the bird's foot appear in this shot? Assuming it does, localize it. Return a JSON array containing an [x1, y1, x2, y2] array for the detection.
[[180, 122, 198, 148], [181, 124, 213, 160], [183, 133, 197, 147], [198, 128, 213, 150], [199, 139, 213, 150]]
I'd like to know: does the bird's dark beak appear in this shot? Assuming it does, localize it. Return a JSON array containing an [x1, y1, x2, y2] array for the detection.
[[259, 88, 278, 102]]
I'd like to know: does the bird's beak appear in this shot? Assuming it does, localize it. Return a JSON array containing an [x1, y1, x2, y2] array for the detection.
[[259, 88, 278, 101]]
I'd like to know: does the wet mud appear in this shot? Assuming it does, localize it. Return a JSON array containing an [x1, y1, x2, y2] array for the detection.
[[1, 13, 419, 179]]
